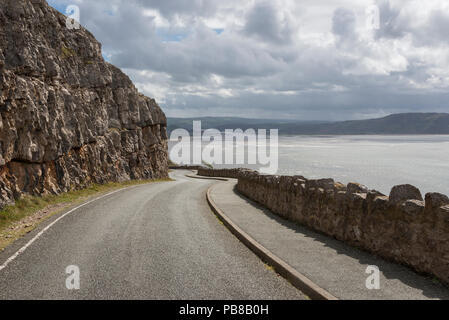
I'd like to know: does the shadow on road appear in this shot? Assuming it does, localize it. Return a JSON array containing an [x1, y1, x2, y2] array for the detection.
[[231, 185, 449, 300]]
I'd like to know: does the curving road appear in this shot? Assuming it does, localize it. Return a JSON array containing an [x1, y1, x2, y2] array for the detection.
[[0, 170, 305, 300]]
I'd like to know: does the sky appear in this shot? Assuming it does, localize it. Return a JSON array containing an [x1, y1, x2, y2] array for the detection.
[[47, 0, 449, 120]]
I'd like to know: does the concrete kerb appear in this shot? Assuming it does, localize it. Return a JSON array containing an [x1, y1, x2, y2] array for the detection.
[[206, 184, 338, 301], [185, 173, 230, 182]]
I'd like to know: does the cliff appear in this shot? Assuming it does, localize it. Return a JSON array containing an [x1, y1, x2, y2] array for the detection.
[[0, 0, 168, 208], [198, 168, 449, 285]]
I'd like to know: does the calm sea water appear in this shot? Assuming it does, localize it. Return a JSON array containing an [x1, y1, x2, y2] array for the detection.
[[169, 135, 449, 196], [275, 135, 449, 195]]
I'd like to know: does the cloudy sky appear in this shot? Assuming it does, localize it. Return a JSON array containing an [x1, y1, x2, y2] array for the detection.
[[48, 0, 449, 120]]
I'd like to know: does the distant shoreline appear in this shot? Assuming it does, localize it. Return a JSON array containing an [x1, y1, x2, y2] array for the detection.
[[168, 112, 449, 135]]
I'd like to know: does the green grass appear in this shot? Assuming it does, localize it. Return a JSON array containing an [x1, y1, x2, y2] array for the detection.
[[0, 178, 171, 238], [168, 159, 178, 167], [202, 161, 214, 169], [264, 263, 275, 272], [61, 46, 76, 59]]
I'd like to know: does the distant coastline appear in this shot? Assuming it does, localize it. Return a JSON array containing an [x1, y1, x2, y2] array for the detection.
[[168, 112, 449, 135]]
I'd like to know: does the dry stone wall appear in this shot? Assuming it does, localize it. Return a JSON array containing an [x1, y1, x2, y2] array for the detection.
[[198, 168, 251, 179], [198, 168, 449, 285]]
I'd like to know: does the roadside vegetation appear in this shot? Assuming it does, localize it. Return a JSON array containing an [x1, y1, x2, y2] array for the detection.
[[0, 178, 171, 251], [168, 159, 178, 167], [168, 158, 214, 170], [202, 161, 214, 169]]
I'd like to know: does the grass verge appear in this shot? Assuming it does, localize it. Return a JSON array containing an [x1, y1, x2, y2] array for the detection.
[[0, 178, 171, 251]]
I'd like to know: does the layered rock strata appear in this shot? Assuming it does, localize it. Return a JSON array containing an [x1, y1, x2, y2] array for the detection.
[[0, 0, 168, 207]]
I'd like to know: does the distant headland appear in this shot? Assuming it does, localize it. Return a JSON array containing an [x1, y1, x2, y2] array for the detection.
[[168, 113, 449, 135]]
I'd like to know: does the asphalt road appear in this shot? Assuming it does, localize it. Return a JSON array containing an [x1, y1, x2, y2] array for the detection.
[[0, 170, 305, 300]]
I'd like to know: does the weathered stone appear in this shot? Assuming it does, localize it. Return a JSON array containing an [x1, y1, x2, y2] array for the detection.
[[425, 193, 449, 209], [352, 193, 367, 200], [305, 179, 318, 189], [348, 193, 367, 209], [0, 0, 168, 207], [334, 182, 347, 192], [336, 191, 347, 201], [389, 184, 423, 205], [316, 178, 335, 190], [373, 196, 389, 210], [293, 177, 306, 186], [347, 182, 368, 194], [438, 205, 449, 224], [366, 190, 386, 204], [401, 199, 425, 216]]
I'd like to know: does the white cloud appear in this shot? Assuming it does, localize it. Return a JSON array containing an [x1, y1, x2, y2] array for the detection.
[[47, 0, 449, 120]]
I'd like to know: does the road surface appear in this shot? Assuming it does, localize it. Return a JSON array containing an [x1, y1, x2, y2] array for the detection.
[[0, 170, 305, 300], [210, 181, 449, 300]]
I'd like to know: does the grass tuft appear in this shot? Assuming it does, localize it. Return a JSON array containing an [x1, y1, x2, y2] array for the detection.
[[61, 46, 76, 59]]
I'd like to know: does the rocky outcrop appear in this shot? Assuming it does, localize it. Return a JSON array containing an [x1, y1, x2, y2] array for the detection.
[[198, 168, 449, 285], [0, 0, 168, 207]]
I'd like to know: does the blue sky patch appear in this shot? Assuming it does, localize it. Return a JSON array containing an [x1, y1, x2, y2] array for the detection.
[[156, 30, 188, 42], [102, 52, 112, 62], [47, 1, 67, 15]]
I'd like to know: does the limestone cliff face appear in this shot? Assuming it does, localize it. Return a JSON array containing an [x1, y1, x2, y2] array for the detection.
[[0, 0, 168, 207]]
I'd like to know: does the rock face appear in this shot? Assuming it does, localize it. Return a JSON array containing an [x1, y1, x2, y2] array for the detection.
[[389, 184, 423, 205], [0, 0, 168, 208], [198, 168, 449, 286]]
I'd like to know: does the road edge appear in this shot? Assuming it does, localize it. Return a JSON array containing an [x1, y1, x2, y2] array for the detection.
[[185, 173, 230, 181], [206, 184, 338, 301], [0, 181, 165, 272]]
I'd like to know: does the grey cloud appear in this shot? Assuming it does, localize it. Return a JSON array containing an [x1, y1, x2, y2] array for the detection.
[[47, 0, 449, 120], [332, 8, 356, 39], [59, 1, 287, 81], [111, 31, 287, 82], [375, 1, 449, 46], [244, 2, 292, 45], [156, 85, 449, 121], [135, 0, 218, 18], [415, 10, 449, 46], [375, 0, 406, 40]]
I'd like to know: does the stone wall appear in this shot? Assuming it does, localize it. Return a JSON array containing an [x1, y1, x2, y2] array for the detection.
[[198, 168, 252, 179], [0, 0, 168, 208], [198, 168, 449, 285]]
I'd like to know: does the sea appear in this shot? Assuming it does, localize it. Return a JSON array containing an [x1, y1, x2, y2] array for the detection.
[[168, 135, 449, 196]]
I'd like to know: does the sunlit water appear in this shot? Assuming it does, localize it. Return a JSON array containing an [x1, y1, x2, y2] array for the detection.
[[168, 135, 449, 195]]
